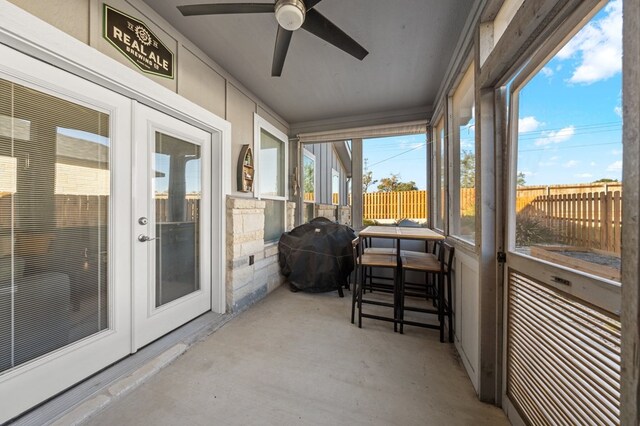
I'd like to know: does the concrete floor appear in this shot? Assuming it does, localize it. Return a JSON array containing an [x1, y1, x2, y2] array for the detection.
[[87, 286, 509, 426]]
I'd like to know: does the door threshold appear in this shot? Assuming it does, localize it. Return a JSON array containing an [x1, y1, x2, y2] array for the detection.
[[12, 311, 232, 426]]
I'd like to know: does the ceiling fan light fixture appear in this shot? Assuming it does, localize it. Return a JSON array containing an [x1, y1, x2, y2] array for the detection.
[[275, 0, 306, 31]]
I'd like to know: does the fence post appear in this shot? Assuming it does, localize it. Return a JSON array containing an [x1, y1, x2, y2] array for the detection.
[[545, 186, 551, 230], [600, 191, 609, 252], [397, 191, 401, 220]]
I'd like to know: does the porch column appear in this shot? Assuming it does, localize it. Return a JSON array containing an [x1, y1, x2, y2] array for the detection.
[[351, 138, 363, 230], [621, 0, 640, 424]]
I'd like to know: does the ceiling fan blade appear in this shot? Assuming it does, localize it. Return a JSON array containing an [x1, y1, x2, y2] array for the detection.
[[304, 0, 323, 10], [272, 26, 293, 77], [301, 9, 368, 60], [177, 3, 274, 16]]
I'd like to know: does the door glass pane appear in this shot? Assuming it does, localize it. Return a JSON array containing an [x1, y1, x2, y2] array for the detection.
[[1, 78, 110, 373], [154, 133, 201, 307], [513, 1, 622, 281]]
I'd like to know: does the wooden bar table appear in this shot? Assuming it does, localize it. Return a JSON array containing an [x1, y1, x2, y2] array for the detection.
[[357, 226, 445, 329], [359, 225, 445, 257]]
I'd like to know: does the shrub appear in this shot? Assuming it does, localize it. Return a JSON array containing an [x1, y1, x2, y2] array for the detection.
[[515, 214, 556, 247]]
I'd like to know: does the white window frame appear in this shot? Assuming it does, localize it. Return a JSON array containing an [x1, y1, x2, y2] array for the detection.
[[331, 168, 340, 206], [254, 113, 288, 243], [302, 148, 316, 203], [433, 115, 446, 232]]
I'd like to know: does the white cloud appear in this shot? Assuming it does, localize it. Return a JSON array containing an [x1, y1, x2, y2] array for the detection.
[[540, 67, 554, 77], [607, 160, 622, 171], [611, 148, 622, 155], [590, 161, 597, 166], [539, 156, 560, 167], [534, 126, 575, 146], [614, 106, 622, 117], [563, 160, 579, 168], [575, 173, 593, 178], [557, 0, 622, 84], [518, 116, 542, 133]]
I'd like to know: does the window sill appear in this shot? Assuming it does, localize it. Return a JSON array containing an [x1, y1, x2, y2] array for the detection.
[[447, 235, 478, 257]]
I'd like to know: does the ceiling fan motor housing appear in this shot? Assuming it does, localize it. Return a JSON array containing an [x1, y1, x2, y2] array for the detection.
[[275, 0, 306, 31]]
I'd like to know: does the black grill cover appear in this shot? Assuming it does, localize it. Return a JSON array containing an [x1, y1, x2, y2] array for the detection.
[[278, 218, 356, 293]]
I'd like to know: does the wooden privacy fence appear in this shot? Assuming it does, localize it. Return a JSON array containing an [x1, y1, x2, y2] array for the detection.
[[519, 190, 622, 255], [155, 196, 200, 223], [362, 183, 622, 254], [363, 190, 428, 220]]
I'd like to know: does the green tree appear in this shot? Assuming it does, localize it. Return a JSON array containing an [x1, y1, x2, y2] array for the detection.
[[376, 173, 418, 192], [363, 158, 377, 193], [517, 172, 526, 186], [460, 150, 475, 188], [592, 178, 619, 183]]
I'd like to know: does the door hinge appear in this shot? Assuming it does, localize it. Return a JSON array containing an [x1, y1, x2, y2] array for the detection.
[[497, 251, 507, 263]]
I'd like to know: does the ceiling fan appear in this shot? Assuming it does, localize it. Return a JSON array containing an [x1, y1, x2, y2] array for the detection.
[[177, 1, 369, 77]]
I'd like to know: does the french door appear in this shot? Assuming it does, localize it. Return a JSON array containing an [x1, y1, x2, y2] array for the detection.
[[0, 44, 218, 422], [0, 44, 132, 422], [132, 104, 212, 350]]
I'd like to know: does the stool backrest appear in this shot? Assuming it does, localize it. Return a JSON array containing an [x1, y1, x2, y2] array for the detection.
[[442, 242, 454, 273], [352, 237, 360, 265], [432, 240, 455, 273]]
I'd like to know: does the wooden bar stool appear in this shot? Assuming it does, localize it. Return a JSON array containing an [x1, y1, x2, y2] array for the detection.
[[351, 237, 401, 331], [399, 241, 438, 300], [399, 241, 454, 342], [361, 236, 396, 294]]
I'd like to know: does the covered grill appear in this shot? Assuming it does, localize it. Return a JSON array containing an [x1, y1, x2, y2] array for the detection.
[[278, 218, 356, 295]]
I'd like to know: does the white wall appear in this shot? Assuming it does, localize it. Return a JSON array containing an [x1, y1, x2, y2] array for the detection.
[[452, 246, 480, 391]]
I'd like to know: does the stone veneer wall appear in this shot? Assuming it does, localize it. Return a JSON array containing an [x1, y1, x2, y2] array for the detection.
[[315, 203, 337, 222], [338, 206, 351, 226], [226, 196, 295, 313]]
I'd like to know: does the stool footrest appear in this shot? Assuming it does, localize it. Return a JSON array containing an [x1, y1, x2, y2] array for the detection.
[[361, 299, 395, 309], [398, 319, 440, 330]]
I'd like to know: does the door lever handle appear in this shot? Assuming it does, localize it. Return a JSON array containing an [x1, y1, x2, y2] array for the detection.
[[138, 234, 159, 242], [551, 275, 571, 286]]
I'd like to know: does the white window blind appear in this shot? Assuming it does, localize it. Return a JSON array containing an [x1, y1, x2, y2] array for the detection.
[[296, 120, 428, 144], [0, 77, 110, 373]]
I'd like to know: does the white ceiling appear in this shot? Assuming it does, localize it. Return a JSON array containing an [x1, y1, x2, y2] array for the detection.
[[145, 0, 476, 125]]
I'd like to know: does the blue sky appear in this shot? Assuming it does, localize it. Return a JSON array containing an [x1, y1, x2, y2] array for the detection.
[[364, 0, 622, 190], [516, 0, 622, 185], [363, 134, 427, 190]]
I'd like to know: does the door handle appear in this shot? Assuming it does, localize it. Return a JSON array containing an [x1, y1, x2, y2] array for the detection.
[[551, 275, 571, 286], [138, 234, 159, 242]]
